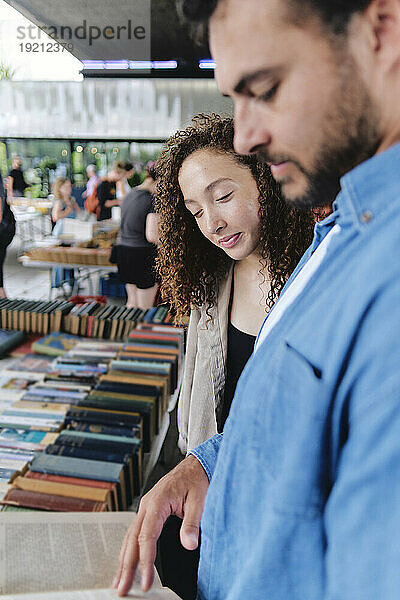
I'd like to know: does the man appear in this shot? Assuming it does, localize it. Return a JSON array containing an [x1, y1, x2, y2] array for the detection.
[[96, 165, 124, 221], [7, 155, 28, 199], [114, 1, 400, 598]]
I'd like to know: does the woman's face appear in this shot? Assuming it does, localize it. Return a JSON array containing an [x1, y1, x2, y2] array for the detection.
[[178, 149, 261, 261], [60, 180, 72, 197]]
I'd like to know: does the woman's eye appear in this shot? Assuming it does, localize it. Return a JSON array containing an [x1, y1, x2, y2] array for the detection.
[[193, 210, 203, 219], [216, 191, 233, 203]]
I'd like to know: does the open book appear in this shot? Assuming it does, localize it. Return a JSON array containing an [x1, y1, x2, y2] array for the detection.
[[0, 512, 180, 599]]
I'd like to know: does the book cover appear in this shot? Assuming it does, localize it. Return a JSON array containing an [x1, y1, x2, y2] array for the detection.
[[80, 394, 155, 450], [25, 470, 119, 510], [9, 354, 54, 373], [65, 406, 143, 438], [1, 487, 108, 512], [31, 332, 83, 357], [12, 400, 68, 414], [46, 443, 136, 500], [12, 475, 114, 510], [66, 420, 141, 440], [29, 452, 127, 509], [0, 329, 25, 358], [0, 429, 57, 451]]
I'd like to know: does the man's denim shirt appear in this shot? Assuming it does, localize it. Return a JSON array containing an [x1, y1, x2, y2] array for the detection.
[[191, 143, 400, 600]]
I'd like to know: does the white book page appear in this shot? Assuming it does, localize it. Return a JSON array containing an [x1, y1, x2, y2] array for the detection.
[[0, 512, 179, 599]]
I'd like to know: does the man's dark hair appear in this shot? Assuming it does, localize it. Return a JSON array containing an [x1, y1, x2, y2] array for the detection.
[[180, 0, 372, 33]]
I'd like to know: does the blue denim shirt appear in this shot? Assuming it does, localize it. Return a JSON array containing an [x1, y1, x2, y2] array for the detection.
[[191, 143, 400, 600]]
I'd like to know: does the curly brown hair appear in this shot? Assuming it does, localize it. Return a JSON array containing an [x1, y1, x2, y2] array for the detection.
[[155, 114, 315, 322]]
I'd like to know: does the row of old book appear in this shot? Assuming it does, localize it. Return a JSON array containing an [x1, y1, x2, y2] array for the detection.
[[63, 303, 171, 340], [0, 323, 185, 513], [0, 298, 74, 335], [0, 297, 172, 339]]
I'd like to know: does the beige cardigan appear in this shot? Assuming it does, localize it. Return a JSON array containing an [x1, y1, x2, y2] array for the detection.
[[178, 267, 233, 454]]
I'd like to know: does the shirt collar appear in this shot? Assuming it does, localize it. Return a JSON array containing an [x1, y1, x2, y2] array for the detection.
[[334, 141, 400, 232]]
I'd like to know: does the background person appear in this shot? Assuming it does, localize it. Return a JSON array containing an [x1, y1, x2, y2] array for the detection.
[[115, 162, 159, 309], [82, 164, 98, 200], [51, 178, 81, 224], [51, 177, 80, 292], [0, 172, 16, 298], [114, 1, 400, 599], [116, 161, 134, 200], [7, 156, 28, 199], [96, 165, 124, 221]]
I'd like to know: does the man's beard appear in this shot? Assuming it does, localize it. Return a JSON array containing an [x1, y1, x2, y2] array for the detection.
[[258, 57, 381, 210]]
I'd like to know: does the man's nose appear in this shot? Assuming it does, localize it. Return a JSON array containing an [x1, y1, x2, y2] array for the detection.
[[233, 101, 272, 156]]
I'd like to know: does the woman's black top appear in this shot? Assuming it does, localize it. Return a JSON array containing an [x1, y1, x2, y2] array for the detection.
[[216, 321, 256, 432]]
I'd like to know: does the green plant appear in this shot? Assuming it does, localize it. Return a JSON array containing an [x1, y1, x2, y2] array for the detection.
[[0, 62, 16, 80]]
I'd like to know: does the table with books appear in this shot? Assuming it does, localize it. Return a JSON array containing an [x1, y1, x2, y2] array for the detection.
[[19, 219, 120, 296], [20, 253, 117, 298], [0, 310, 185, 516]]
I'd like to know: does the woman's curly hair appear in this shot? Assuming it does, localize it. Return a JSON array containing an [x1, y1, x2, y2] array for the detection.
[[155, 114, 315, 322]]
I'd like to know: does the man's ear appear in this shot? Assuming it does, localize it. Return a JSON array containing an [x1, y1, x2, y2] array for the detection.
[[363, 0, 400, 67]]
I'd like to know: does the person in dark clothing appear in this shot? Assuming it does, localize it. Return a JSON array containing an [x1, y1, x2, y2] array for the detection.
[[116, 163, 159, 309], [0, 172, 16, 298], [96, 165, 125, 221], [7, 156, 28, 199]]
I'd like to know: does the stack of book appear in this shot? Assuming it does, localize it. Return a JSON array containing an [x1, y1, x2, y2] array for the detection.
[[0, 429, 58, 502], [63, 303, 173, 340], [0, 298, 174, 341], [0, 298, 74, 335], [76, 323, 185, 453], [0, 371, 61, 503], [0, 321, 185, 513], [1, 398, 143, 511]]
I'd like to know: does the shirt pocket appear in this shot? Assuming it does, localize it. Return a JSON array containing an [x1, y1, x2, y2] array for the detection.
[[260, 337, 331, 517]]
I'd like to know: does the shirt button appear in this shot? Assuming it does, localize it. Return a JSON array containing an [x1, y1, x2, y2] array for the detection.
[[360, 210, 373, 223]]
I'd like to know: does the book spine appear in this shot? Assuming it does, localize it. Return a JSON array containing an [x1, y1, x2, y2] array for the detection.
[[1, 487, 108, 511]]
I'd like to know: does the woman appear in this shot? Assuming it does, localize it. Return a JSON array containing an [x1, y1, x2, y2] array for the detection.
[[154, 115, 315, 600], [51, 178, 80, 223], [116, 162, 159, 309], [156, 114, 315, 454], [116, 161, 134, 200], [51, 177, 80, 292]]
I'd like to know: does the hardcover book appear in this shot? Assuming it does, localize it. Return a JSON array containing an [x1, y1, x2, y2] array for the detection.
[[25, 470, 119, 510], [11, 475, 114, 510], [1, 487, 108, 512], [0, 329, 25, 358], [29, 452, 128, 509]]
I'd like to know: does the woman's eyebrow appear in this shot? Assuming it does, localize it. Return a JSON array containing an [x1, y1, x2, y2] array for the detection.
[[205, 178, 232, 193], [183, 178, 233, 205]]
